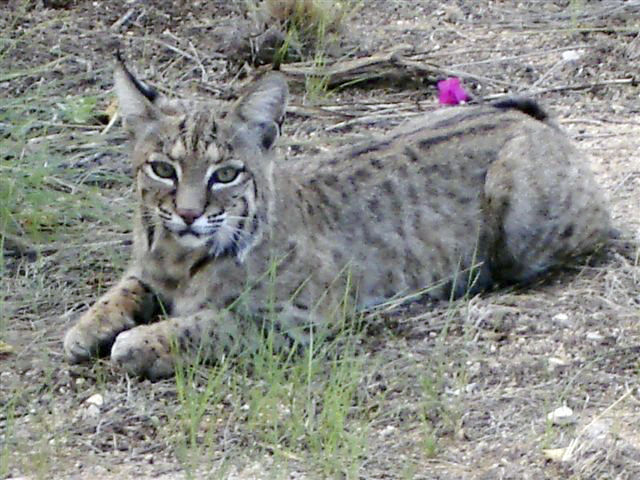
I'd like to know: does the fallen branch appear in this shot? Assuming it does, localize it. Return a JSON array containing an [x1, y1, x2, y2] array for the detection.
[[110, 8, 135, 31], [267, 44, 518, 90], [273, 44, 416, 87]]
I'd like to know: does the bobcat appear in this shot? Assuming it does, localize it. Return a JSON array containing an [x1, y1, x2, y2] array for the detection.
[[63, 57, 611, 379]]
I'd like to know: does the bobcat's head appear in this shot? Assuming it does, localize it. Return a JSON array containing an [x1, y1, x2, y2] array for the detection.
[[114, 56, 287, 258]]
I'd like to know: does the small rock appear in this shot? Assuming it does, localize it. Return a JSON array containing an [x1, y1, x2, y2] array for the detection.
[[551, 313, 570, 325], [548, 356, 569, 369], [586, 331, 604, 342], [547, 406, 576, 425], [85, 393, 104, 406], [380, 425, 396, 437], [562, 50, 582, 62], [84, 404, 100, 420], [543, 447, 570, 462]]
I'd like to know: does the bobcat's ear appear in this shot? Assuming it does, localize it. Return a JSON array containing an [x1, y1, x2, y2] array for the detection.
[[113, 54, 162, 135], [230, 73, 288, 151]]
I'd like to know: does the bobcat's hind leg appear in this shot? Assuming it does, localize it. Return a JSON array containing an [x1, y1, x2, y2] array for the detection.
[[484, 130, 610, 283], [63, 275, 158, 364]]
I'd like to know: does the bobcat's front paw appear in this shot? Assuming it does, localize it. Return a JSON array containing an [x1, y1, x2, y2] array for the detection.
[[64, 320, 113, 364], [111, 325, 175, 380], [63, 276, 155, 364], [63, 304, 138, 364]]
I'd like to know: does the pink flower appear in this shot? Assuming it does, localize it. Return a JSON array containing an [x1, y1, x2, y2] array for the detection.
[[437, 77, 470, 105]]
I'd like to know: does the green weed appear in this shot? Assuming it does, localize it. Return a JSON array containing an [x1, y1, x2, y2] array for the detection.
[[249, 0, 360, 99], [0, 394, 16, 477], [167, 267, 369, 477], [173, 353, 230, 477], [239, 323, 367, 477], [260, 0, 356, 51], [0, 85, 126, 245], [57, 95, 100, 125], [569, 0, 586, 27], [304, 50, 332, 104], [413, 257, 484, 455]]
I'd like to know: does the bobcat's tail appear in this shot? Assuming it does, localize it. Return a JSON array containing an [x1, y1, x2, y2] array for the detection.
[[491, 97, 548, 122]]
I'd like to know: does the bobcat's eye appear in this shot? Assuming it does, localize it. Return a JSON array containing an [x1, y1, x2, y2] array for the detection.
[[212, 166, 241, 184], [150, 161, 176, 179]]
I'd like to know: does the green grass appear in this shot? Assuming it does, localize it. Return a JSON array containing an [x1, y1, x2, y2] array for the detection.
[[0, 73, 89, 324], [0, 51, 132, 477], [569, 0, 586, 27], [172, 356, 230, 478], [0, 68, 130, 349], [0, 88, 128, 245], [304, 49, 332, 104], [169, 290, 370, 477], [0, 394, 15, 477], [166, 263, 369, 476]]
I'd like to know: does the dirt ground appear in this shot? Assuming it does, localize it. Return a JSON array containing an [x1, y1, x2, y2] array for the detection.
[[1, 1, 640, 479]]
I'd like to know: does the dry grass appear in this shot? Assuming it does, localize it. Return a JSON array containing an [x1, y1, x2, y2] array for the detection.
[[224, 0, 360, 81], [1, 0, 640, 479], [259, 0, 355, 38]]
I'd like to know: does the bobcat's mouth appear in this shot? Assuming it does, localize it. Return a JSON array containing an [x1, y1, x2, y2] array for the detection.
[[166, 217, 214, 239], [165, 217, 244, 257], [172, 228, 210, 249], [174, 224, 219, 239], [177, 227, 200, 237]]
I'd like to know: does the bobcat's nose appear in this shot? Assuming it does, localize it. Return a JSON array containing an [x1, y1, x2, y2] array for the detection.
[[177, 208, 202, 226]]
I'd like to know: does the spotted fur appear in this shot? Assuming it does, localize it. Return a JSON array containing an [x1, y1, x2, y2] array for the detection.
[[63, 58, 611, 379]]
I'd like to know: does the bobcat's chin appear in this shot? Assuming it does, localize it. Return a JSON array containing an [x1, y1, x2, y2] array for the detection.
[[173, 231, 210, 249]]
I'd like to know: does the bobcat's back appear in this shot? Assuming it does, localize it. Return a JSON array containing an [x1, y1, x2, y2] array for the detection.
[[255, 104, 609, 311]]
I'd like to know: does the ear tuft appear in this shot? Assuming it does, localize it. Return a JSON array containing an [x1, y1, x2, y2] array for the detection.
[[258, 121, 279, 151], [113, 56, 161, 134]]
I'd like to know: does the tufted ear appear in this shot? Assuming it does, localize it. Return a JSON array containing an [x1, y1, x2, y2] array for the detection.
[[113, 54, 162, 136], [230, 73, 288, 151]]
